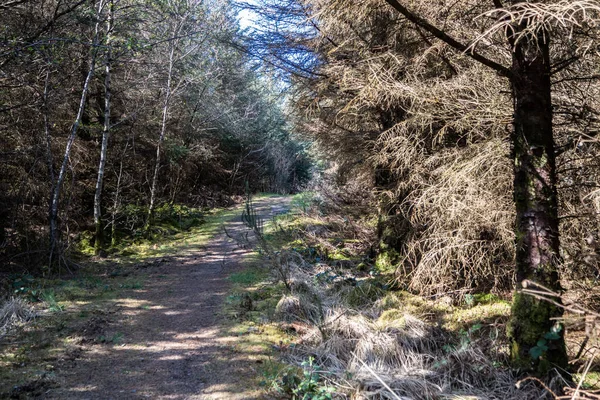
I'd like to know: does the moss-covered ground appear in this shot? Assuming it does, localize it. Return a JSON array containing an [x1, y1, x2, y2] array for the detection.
[[3, 192, 596, 398], [0, 197, 278, 398]]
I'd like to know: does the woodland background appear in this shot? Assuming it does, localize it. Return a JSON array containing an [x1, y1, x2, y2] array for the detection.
[[0, 0, 311, 269], [2, 0, 600, 397]]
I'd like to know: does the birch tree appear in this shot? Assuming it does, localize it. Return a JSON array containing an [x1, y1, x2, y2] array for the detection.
[[145, 0, 206, 230], [93, 0, 114, 254], [49, 0, 106, 266]]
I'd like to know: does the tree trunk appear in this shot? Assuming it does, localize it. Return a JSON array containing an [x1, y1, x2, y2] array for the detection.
[[111, 135, 129, 248], [43, 69, 57, 266], [507, 27, 568, 372], [49, 0, 104, 266], [145, 37, 175, 231], [380, 0, 568, 375], [94, 0, 113, 254]]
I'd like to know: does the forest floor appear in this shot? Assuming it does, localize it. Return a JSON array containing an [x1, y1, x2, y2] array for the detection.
[[0, 195, 293, 399], [4, 194, 599, 399]]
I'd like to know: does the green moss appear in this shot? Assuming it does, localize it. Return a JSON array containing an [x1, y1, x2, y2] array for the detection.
[[329, 249, 352, 261], [378, 291, 449, 314], [445, 301, 510, 331], [473, 293, 501, 305], [375, 250, 399, 274], [507, 291, 568, 373], [378, 310, 408, 330], [76, 231, 96, 256], [572, 372, 600, 390], [377, 292, 404, 310], [344, 283, 384, 307], [376, 291, 510, 334]]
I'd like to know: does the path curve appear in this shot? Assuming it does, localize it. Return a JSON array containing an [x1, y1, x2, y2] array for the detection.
[[48, 196, 291, 400]]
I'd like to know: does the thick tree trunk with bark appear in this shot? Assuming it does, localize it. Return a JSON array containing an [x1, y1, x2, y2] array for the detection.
[[506, 29, 567, 372], [381, 0, 568, 373]]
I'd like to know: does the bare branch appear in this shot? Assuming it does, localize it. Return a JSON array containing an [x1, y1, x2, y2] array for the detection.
[[382, 0, 513, 78]]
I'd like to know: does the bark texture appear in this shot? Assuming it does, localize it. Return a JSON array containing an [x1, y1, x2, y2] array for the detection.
[[94, 0, 113, 254], [49, 0, 103, 265], [380, 0, 568, 372], [506, 24, 567, 372]]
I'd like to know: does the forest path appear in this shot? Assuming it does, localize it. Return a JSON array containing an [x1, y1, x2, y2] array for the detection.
[[48, 196, 292, 400]]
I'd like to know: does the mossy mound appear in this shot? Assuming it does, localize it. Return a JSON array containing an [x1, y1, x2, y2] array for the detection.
[[344, 282, 384, 307]]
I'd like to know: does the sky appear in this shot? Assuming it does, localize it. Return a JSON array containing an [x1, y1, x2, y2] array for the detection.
[[236, 1, 259, 30]]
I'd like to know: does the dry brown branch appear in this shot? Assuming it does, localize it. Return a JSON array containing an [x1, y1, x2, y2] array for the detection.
[[471, 1, 600, 51], [521, 280, 600, 319], [516, 376, 559, 398]]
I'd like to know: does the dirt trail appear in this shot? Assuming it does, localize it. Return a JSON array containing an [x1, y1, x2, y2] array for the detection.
[[48, 196, 291, 400]]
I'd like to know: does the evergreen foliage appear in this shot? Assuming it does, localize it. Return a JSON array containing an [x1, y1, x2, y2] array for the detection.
[[0, 0, 311, 268]]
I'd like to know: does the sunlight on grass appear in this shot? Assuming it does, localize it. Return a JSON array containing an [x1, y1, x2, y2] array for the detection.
[[113, 206, 241, 262], [228, 268, 269, 285], [1, 196, 291, 398]]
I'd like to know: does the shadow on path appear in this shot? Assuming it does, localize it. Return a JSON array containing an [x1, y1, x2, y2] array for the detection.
[[48, 196, 291, 400]]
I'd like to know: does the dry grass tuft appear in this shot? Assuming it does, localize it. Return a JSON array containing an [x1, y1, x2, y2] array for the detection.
[[291, 306, 546, 399], [0, 297, 34, 337], [268, 258, 547, 399]]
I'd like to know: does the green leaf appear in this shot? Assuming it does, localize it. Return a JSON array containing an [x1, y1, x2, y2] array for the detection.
[[529, 346, 544, 359], [544, 331, 561, 341]]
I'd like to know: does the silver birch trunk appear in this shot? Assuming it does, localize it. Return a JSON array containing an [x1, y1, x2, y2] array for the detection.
[[49, 0, 104, 265], [145, 38, 176, 230], [93, 0, 113, 254], [111, 139, 128, 248]]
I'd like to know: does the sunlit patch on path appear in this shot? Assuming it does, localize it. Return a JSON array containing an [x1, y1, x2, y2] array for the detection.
[[46, 197, 291, 399]]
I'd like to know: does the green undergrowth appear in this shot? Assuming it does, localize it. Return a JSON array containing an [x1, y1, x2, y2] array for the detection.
[[221, 193, 338, 396], [222, 256, 335, 398], [0, 201, 250, 397], [77, 201, 249, 262], [376, 291, 511, 332], [265, 194, 512, 330], [247, 194, 516, 397], [221, 256, 297, 394]]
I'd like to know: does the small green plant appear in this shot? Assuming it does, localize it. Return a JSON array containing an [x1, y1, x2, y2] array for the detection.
[[11, 274, 41, 302], [291, 192, 314, 213], [463, 293, 475, 308], [529, 324, 562, 360], [292, 357, 334, 399], [41, 290, 64, 312], [267, 357, 332, 399], [460, 322, 482, 348], [443, 323, 483, 353]]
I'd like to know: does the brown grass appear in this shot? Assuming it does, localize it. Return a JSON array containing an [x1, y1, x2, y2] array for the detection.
[[268, 260, 551, 399], [0, 297, 34, 337]]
